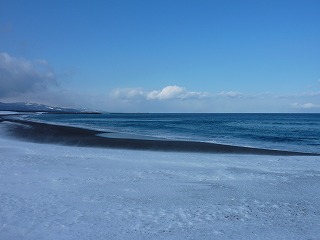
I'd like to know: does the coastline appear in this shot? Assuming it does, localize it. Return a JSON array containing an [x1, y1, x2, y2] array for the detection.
[[1, 115, 320, 239], [1, 116, 318, 156]]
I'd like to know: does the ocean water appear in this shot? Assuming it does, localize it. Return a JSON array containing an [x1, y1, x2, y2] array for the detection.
[[24, 113, 320, 154]]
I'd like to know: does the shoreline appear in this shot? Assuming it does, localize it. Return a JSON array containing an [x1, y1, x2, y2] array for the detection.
[[1, 117, 319, 156]]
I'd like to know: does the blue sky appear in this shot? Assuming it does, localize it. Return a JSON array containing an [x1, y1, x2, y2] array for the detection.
[[0, 0, 319, 112]]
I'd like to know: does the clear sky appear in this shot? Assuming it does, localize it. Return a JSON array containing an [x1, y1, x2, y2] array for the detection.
[[0, 0, 319, 112]]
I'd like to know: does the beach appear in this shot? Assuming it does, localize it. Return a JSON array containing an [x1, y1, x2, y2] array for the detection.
[[1, 114, 320, 239]]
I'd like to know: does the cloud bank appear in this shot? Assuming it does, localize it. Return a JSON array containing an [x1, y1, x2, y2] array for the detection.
[[1, 52, 319, 113], [217, 91, 243, 98], [110, 85, 207, 101], [106, 86, 320, 112], [110, 88, 145, 100], [147, 86, 207, 100], [291, 102, 319, 109], [0, 52, 57, 98]]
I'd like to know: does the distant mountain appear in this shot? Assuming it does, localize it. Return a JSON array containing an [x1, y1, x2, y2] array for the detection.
[[0, 102, 99, 113]]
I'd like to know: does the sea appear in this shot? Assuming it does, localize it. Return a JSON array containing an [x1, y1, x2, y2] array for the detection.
[[22, 113, 320, 154]]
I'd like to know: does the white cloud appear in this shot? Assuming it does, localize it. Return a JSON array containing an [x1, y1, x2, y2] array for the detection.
[[291, 102, 319, 109], [302, 91, 320, 97], [146, 85, 185, 100], [146, 85, 206, 100], [0, 52, 57, 98], [217, 91, 243, 98], [110, 85, 207, 101], [110, 88, 144, 100]]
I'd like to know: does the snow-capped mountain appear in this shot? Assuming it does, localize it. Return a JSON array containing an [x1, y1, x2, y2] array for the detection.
[[0, 102, 91, 113]]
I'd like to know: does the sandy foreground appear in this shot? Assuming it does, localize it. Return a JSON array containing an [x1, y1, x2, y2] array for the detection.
[[0, 121, 320, 239]]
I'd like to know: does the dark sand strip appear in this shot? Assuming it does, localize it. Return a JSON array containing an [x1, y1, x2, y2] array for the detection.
[[1, 118, 319, 156]]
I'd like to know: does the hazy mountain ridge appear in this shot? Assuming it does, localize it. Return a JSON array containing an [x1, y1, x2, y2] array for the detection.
[[0, 102, 99, 113]]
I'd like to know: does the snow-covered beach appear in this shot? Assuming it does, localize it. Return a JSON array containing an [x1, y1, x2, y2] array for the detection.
[[1, 118, 320, 239], [2, 0, 320, 238]]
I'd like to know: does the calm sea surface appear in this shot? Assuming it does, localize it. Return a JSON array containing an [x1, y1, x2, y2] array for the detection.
[[26, 113, 320, 154]]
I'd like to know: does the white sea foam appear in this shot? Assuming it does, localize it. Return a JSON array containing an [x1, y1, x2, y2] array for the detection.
[[0, 129, 320, 239], [0, 111, 19, 115]]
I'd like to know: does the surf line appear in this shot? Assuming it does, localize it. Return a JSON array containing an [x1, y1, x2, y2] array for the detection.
[[2, 118, 319, 156]]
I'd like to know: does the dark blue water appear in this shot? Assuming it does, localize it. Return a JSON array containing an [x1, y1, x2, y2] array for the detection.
[[26, 113, 320, 153]]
